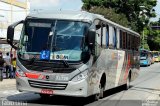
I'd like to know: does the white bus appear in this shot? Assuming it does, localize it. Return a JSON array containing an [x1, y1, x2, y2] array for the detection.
[[7, 10, 140, 100]]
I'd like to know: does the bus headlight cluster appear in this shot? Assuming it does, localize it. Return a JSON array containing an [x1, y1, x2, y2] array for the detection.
[[72, 70, 88, 82], [16, 66, 26, 77]]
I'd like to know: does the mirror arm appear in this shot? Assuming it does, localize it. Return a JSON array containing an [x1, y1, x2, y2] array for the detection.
[[11, 44, 18, 50], [7, 20, 24, 50]]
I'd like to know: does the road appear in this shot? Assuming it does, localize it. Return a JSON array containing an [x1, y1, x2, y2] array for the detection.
[[0, 63, 160, 106]]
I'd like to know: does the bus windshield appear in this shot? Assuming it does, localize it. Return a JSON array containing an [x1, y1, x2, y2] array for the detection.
[[153, 52, 159, 57], [141, 52, 146, 56], [18, 19, 90, 61]]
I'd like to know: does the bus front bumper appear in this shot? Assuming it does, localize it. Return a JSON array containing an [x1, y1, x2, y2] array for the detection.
[[140, 60, 149, 66], [16, 77, 89, 97], [154, 58, 159, 62]]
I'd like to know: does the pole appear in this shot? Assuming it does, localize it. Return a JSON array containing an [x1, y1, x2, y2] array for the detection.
[[11, 0, 13, 24], [143, 30, 144, 49], [25, 0, 27, 16]]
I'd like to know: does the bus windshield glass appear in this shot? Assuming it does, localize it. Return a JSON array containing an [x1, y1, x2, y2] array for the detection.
[[140, 50, 148, 60], [153, 52, 159, 57], [140, 52, 147, 57], [18, 19, 90, 62]]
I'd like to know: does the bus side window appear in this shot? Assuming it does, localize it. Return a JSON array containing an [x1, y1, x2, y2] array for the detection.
[[106, 25, 109, 48], [126, 33, 128, 49], [135, 36, 139, 51], [94, 19, 103, 57], [113, 27, 117, 49], [109, 26, 114, 49], [137, 36, 140, 51], [116, 29, 120, 49], [128, 34, 131, 50], [101, 23, 107, 48], [122, 31, 126, 49], [131, 35, 135, 50], [120, 30, 123, 49]]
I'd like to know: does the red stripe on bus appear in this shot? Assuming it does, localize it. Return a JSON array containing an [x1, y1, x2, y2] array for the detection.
[[16, 72, 20, 77], [25, 72, 40, 79]]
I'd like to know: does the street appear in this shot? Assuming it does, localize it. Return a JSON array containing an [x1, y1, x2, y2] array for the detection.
[[0, 63, 160, 106]]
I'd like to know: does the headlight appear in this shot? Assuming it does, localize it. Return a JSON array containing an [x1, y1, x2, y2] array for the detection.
[[16, 66, 26, 77], [71, 70, 88, 82]]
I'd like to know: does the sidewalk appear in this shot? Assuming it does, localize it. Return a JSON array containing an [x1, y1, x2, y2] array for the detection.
[[0, 79, 16, 90]]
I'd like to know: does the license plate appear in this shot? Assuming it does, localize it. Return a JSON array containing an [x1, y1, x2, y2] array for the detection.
[[41, 89, 53, 95]]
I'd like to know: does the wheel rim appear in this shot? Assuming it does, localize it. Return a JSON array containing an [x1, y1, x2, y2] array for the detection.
[[100, 84, 104, 98], [95, 83, 102, 100], [95, 93, 100, 101], [126, 76, 130, 89]]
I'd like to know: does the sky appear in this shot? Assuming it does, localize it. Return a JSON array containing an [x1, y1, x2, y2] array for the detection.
[[19, 0, 159, 21], [28, 0, 83, 11], [151, 0, 160, 21]]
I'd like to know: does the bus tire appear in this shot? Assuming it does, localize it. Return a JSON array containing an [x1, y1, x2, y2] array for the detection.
[[125, 71, 131, 90], [94, 83, 104, 101], [94, 74, 106, 100], [0, 70, 3, 81]]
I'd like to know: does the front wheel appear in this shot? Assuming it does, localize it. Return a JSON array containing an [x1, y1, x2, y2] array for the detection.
[[94, 83, 104, 101]]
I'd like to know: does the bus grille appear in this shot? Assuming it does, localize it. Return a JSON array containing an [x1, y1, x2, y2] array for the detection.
[[26, 66, 75, 73], [18, 57, 82, 73], [28, 80, 68, 90]]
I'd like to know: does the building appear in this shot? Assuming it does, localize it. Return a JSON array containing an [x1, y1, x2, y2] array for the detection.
[[0, 0, 30, 56]]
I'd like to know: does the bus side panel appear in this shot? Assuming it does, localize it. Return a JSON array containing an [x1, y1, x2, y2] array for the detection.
[[91, 49, 119, 91], [116, 50, 127, 86], [117, 50, 140, 86], [130, 51, 140, 81]]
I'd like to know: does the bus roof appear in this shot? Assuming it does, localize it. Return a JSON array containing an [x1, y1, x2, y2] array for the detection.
[[140, 49, 149, 52], [27, 10, 140, 36], [152, 51, 159, 52]]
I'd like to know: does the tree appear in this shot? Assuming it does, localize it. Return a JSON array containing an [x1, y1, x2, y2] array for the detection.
[[88, 6, 130, 27], [82, 0, 157, 33], [148, 27, 160, 51]]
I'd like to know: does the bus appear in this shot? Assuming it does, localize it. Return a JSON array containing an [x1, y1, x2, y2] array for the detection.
[[140, 49, 151, 66], [149, 51, 155, 64], [152, 51, 160, 62], [7, 11, 140, 100]]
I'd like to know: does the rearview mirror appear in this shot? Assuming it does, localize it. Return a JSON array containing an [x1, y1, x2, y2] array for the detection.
[[7, 20, 24, 49], [87, 30, 96, 54]]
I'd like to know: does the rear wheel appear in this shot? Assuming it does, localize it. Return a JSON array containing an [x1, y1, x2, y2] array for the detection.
[[125, 72, 131, 90], [0, 70, 3, 81]]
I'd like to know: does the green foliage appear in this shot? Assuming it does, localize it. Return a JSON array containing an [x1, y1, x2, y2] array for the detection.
[[82, 0, 158, 50], [148, 29, 160, 50], [89, 7, 129, 27], [144, 18, 160, 51], [82, 0, 157, 33]]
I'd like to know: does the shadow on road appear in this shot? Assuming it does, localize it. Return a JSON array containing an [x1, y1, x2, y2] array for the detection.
[[140, 65, 149, 67], [130, 86, 160, 95], [6, 85, 127, 106], [133, 87, 160, 91]]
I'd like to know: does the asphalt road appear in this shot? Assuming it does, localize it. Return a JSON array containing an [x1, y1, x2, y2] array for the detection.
[[0, 63, 160, 106]]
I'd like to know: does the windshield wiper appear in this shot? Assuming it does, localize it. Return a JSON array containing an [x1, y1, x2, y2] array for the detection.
[[29, 57, 36, 65], [59, 60, 69, 68]]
